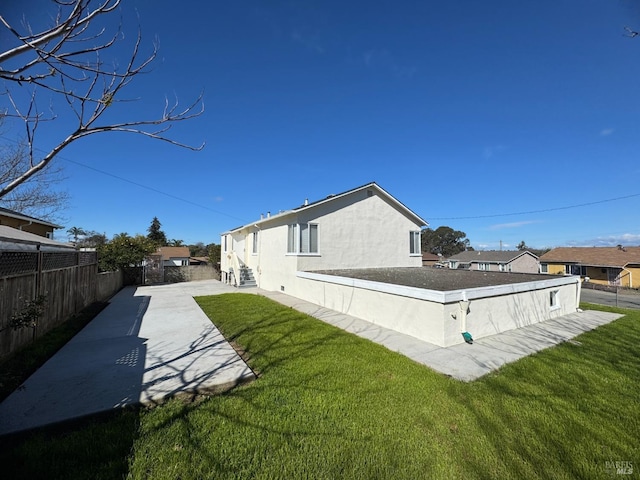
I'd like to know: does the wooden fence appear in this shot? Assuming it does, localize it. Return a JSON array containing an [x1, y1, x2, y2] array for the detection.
[[0, 250, 120, 359]]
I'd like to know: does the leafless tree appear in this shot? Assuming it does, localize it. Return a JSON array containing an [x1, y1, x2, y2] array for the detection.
[[0, 140, 69, 219], [0, 0, 204, 202]]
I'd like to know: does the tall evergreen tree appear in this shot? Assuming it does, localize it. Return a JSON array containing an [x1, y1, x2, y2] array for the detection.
[[147, 217, 168, 246]]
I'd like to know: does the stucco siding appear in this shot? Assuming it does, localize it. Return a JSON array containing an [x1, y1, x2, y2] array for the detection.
[[297, 271, 580, 347], [510, 254, 539, 273], [296, 275, 446, 345], [295, 190, 422, 271], [221, 187, 423, 289]]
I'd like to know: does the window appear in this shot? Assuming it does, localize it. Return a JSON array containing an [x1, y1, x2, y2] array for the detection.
[[181, 259, 189, 266], [287, 223, 319, 254], [540, 263, 548, 273], [287, 225, 297, 253], [410, 231, 420, 255], [499, 264, 505, 272], [223, 235, 228, 253], [478, 263, 490, 271], [252, 231, 259, 254], [550, 290, 560, 309], [570, 265, 587, 276]]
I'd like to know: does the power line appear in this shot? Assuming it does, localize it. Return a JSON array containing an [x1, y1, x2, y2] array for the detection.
[[0, 135, 249, 224], [429, 192, 640, 220], [2, 135, 639, 223]]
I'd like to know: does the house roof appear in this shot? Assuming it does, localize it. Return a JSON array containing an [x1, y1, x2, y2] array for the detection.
[[0, 207, 62, 229], [155, 246, 190, 261], [225, 182, 428, 233], [422, 253, 440, 261], [539, 246, 640, 268], [448, 250, 538, 263], [0, 225, 75, 251]]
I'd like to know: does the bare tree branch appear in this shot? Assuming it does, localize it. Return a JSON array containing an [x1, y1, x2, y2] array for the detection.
[[0, 0, 204, 201], [0, 141, 69, 221]]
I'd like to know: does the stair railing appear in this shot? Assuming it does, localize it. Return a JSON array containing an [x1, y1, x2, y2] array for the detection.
[[230, 251, 242, 287]]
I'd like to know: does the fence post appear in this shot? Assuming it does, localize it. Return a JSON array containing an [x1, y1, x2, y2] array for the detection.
[[36, 246, 43, 298]]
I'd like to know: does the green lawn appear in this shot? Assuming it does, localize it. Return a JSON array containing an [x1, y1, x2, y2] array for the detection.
[[3, 295, 639, 479]]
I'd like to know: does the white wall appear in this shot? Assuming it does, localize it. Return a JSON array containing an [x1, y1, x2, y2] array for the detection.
[[222, 187, 424, 291], [296, 274, 446, 345], [296, 271, 580, 347]]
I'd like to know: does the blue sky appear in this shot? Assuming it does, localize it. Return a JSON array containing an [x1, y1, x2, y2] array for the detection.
[[3, 1, 640, 249]]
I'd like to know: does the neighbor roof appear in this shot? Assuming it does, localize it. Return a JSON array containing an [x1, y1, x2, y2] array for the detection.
[[225, 182, 428, 233], [0, 207, 62, 229], [155, 246, 190, 261], [539, 246, 640, 268], [448, 250, 538, 263], [0, 225, 74, 251]]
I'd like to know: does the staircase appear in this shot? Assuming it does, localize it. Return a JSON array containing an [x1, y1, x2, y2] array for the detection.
[[236, 266, 257, 288]]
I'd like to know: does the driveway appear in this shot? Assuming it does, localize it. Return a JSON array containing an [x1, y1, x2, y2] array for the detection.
[[581, 288, 640, 309], [0, 280, 255, 436]]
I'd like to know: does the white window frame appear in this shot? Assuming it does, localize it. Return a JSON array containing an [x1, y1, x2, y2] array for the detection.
[[478, 262, 490, 271], [540, 263, 548, 274], [223, 235, 228, 253], [550, 289, 560, 310], [252, 231, 259, 255], [287, 223, 319, 255], [409, 231, 421, 256]]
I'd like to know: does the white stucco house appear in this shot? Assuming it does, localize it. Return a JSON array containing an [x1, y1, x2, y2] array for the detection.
[[221, 182, 426, 291], [221, 182, 581, 347]]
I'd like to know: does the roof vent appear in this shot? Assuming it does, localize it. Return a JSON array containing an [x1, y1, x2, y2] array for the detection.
[[618, 244, 627, 252], [304, 198, 309, 206]]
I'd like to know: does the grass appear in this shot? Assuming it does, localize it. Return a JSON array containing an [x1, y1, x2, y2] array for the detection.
[[2, 296, 639, 479]]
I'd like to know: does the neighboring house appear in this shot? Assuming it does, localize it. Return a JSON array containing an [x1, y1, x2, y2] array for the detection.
[[539, 246, 640, 288], [154, 246, 191, 266], [422, 252, 440, 266], [221, 182, 428, 292], [447, 250, 540, 274], [0, 225, 74, 252], [0, 207, 61, 239]]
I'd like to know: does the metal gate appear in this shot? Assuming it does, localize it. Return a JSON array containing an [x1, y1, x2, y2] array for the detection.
[[144, 254, 164, 284]]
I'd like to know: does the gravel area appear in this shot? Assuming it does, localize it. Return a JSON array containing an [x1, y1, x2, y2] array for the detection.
[[309, 267, 555, 291]]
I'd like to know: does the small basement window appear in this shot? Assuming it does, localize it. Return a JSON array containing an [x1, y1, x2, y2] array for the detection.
[[550, 290, 560, 310]]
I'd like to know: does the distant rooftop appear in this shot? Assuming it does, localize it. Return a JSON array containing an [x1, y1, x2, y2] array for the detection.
[[309, 267, 552, 292], [539, 246, 640, 267], [448, 250, 538, 262], [0, 207, 62, 229]]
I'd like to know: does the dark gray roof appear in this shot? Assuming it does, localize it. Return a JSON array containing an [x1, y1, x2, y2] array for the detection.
[[309, 267, 549, 291], [448, 250, 538, 263]]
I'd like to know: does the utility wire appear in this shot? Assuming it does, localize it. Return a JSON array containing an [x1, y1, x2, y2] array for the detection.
[[2, 134, 639, 223], [429, 192, 640, 220], [0, 135, 249, 224]]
